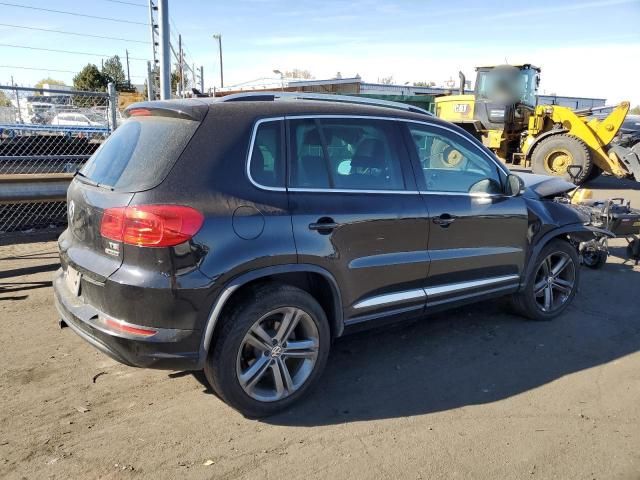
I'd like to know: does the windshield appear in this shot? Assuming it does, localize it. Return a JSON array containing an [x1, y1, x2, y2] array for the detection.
[[476, 67, 538, 107]]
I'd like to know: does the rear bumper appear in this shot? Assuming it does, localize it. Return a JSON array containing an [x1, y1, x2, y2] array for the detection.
[[53, 269, 202, 370]]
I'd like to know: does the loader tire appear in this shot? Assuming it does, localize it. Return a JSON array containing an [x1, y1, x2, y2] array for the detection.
[[531, 134, 593, 185], [585, 165, 602, 183]]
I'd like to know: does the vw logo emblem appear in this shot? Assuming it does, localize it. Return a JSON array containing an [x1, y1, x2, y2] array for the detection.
[[68, 200, 75, 222], [270, 345, 283, 358]]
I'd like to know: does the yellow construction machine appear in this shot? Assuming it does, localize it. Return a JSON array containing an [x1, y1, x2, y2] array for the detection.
[[435, 64, 640, 184]]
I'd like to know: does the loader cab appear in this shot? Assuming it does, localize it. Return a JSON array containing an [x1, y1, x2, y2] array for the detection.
[[474, 64, 540, 133]]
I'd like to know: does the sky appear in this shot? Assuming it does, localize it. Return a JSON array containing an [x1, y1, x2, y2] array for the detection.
[[1, 0, 639, 104]]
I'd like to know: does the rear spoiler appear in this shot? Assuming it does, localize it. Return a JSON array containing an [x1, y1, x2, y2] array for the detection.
[[124, 99, 209, 122]]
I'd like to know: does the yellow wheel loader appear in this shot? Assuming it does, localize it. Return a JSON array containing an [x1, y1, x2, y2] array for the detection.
[[435, 64, 640, 185]]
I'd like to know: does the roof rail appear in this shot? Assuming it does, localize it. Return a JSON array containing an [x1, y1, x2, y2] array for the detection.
[[218, 92, 433, 116]]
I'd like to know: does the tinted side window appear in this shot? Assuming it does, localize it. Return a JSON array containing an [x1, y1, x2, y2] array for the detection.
[[249, 121, 284, 188], [407, 124, 503, 194], [289, 118, 406, 190]]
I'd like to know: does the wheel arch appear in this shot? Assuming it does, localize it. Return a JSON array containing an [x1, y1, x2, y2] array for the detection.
[[524, 128, 568, 160], [521, 224, 614, 288], [197, 264, 344, 368]]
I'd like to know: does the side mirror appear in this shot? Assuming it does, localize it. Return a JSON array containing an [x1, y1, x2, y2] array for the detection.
[[506, 173, 525, 197]]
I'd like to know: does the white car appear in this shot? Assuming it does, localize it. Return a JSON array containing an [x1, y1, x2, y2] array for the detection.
[[51, 112, 107, 127]]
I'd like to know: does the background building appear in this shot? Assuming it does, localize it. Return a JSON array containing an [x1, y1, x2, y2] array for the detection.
[[215, 77, 606, 110]]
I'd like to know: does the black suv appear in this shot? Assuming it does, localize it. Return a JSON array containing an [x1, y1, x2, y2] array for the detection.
[[54, 93, 610, 417]]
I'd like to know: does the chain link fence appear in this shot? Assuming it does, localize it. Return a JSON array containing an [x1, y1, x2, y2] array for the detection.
[[0, 84, 118, 238]]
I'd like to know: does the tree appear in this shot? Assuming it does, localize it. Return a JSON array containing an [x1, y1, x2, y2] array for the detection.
[[413, 81, 436, 87], [378, 75, 394, 85], [0, 90, 11, 107], [284, 69, 313, 79], [630, 105, 640, 114], [171, 66, 182, 96], [73, 64, 107, 91], [102, 55, 126, 85]]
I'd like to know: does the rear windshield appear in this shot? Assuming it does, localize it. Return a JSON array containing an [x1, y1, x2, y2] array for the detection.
[[80, 116, 199, 191]]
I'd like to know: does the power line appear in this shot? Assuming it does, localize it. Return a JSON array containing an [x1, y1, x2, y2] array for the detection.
[[0, 65, 146, 78], [0, 43, 148, 61], [103, 0, 147, 7], [0, 23, 149, 44], [0, 65, 76, 74], [0, 2, 149, 25]]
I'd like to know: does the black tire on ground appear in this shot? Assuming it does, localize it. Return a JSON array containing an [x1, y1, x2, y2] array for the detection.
[[204, 283, 331, 418], [582, 246, 607, 269], [585, 165, 603, 183], [531, 134, 593, 185], [510, 239, 580, 321]]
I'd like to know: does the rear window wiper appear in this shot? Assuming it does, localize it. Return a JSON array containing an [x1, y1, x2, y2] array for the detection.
[[74, 170, 114, 191]]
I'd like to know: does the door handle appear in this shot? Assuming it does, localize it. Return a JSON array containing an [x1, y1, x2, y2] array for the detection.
[[433, 214, 457, 227], [309, 218, 339, 233]]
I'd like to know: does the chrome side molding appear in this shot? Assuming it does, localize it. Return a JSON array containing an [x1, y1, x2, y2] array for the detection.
[[425, 274, 520, 298], [353, 274, 520, 310], [353, 288, 426, 309]]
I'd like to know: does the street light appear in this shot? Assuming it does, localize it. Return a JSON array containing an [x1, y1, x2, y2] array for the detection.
[[213, 33, 223, 88], [273, 69, 284, 92]]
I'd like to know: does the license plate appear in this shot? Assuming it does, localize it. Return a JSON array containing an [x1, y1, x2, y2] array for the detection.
[[65, 266, 82, 296]]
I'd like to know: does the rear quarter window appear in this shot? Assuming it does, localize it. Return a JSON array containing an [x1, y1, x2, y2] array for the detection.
[[80, 116, 199, 192], [248, 120, 285, 189]]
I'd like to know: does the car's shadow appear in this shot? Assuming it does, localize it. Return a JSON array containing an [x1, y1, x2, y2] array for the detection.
[[186, 263, 640, 426]]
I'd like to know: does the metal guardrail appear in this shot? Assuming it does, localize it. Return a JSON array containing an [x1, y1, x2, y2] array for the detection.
[[0, 174, 72, 203], [0, 84, 117, 236], [0, 124, 110, 135]]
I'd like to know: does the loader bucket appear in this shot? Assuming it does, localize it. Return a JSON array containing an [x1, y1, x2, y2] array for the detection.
[[609, 143, 640, 182]]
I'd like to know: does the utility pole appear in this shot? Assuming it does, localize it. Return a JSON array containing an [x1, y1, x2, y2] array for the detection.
[[178, 34, 183, 98], [158, 0, 170, 99], [212, 34, 223, 88], [125, 49, 131, 87], [200, 65, 204, 93], [11, 76, 23, 123], [146, 61, 155, 100], [147, 0, 159, 99]]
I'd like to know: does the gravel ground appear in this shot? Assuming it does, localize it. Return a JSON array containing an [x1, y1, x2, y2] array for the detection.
[[1, 176, 639, 480]]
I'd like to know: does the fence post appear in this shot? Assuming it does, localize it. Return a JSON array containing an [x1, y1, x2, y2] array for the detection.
[[107, 82, 117, 132]]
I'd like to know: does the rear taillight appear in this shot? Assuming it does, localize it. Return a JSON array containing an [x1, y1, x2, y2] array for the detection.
[[100, 205, 204, 247]]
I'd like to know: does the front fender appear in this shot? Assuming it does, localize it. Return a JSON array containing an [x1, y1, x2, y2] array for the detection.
[[521, 223, 614, 288]]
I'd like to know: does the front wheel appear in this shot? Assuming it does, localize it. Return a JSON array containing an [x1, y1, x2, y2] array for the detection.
[[511, 239, 580, 321], [531, 134, 593, 184], [204, 283, 330, 418]]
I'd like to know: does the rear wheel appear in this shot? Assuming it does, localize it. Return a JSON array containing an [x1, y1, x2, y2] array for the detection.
[[204, 283, 330, 418], [511, 239, 579, 321], [531, 134, 593, 184]]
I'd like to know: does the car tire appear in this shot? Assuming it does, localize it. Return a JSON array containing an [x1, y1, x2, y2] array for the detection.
[[204, 283, 330, 418], [511, 239, 580, 321], [531, 134, 593, 184], [582, 243, 607, 269]]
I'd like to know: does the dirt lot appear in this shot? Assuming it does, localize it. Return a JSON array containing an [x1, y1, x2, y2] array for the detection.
[[1, 177, 639, 480]]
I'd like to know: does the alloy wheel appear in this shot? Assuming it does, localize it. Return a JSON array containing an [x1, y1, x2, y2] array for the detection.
[[533, 251, 576, 313], [236, 307, 319, 402]]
